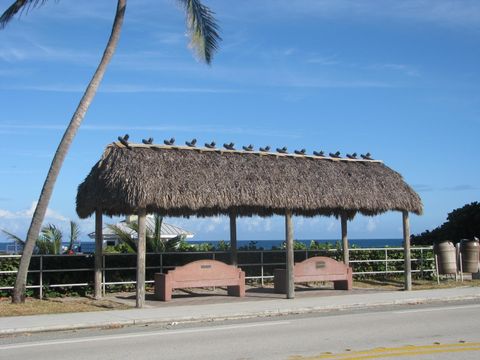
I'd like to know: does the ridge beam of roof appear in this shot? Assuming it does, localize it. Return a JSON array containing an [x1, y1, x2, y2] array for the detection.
[[111, 142, 383, 163]]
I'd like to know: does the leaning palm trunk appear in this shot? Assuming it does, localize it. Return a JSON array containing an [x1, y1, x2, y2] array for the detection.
[[12, 0, 127, 303]]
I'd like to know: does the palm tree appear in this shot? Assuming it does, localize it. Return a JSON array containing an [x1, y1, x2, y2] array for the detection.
[[107, 214, 183, 253], [2, 221, 80, 255], [1, 0, 221, 304]]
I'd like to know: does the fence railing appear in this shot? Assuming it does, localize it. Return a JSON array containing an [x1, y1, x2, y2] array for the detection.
[[0, 247, 434, 297]]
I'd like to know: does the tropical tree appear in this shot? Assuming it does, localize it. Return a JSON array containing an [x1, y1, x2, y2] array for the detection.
[[1, 0, 221, 303], [107, 214, 183, 253], [2, 221, 80, 255]]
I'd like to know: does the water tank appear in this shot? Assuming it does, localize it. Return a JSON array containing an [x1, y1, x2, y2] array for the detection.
[[460, 239, 480, 273], [433, 240, 457, 274]]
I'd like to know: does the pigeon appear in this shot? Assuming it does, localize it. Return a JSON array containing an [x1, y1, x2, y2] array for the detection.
[[185, 138, 197, 147], [223, 142, 235, 150], [346, 153, 357, 159], [118, 134, 130, 148], [205, 141, 216, 149], [313, 150, 325, 157], [242, 144, 254, 151], [164, 137, 175, 146], [361, 152, 373, 160], [259, 146, 271, 152], [276, 146, 288, 154], [294, 149, 306, 155], [329, 151, 341, 158], [142, 137, 154, 145]]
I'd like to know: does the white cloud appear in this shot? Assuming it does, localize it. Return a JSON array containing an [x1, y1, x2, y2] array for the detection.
[[26, 202, 69, 222], [0, 42, 97, 65], [371, 63, 420, 77], [366, 218, 379, 232], [233, 0, 480, 28], [0, 202, 72, 241], [0, 83, 238, 94], [326, 220, 338, 232], [0, 122, 301, 139]]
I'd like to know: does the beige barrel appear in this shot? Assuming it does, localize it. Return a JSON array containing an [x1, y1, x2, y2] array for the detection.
[[433, 240, 457, 274], [460, 239, 480, 273]]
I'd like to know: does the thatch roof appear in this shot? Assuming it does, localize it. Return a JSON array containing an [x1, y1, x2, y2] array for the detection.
[[76, 143, 422, 219]]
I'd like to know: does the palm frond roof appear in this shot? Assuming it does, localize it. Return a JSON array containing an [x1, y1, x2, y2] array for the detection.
[[76, 143, 423, 219]]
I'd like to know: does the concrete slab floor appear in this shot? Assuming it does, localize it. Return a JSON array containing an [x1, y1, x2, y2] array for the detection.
[[105, 284, 387, 308]]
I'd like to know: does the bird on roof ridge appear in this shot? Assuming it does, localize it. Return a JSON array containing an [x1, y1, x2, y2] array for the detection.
[[118, 134, 130, 148], [185, 138, 197, 147], [142, 137, 154, 145], [223, 142, 235, 150], [361, 152, 373, 160], [313, 150, 325, 157], [205, 141, 216, 149], [294, 149, 306, 155], [243, 144, 254, 151], [276, 146, 288, 154], [259, 146, 271, 152], [346, 152, 357, 159], [329, 151, 341, 158], [164, 137, 175, 146]]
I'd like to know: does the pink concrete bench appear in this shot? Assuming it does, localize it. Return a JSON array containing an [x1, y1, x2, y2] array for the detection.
[[274, 256, 352, 293], [155, 260, 246, 301]]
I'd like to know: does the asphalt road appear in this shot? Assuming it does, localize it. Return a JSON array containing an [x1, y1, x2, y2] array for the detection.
[[1, 300, 480, 360]]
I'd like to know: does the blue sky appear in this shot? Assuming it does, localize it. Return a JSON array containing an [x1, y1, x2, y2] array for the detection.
[[0, 0, 479, 242]]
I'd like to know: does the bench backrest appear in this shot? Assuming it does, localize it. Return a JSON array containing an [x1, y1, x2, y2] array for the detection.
[[294, 256, 348, 277], [168, 260, 241, 282]]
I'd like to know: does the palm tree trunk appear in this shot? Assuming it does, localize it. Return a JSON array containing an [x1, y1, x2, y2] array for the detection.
[[12, 0, 127, 304]]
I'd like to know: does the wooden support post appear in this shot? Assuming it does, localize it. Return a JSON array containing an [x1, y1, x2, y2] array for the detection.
[[285, 211, 295, 299], [136, 209, 147, 308], [341, 214, 349, 265], [403, 211, 412, 291], [94, 209, 103, 299], [230, 213, 238, 266]]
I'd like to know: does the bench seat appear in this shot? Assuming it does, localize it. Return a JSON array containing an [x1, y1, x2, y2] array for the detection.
[[274, 256, 352, 293], [155, 260, 245, 301]]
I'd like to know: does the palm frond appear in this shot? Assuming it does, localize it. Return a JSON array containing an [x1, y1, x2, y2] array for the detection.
[[0, 0, 50, 29], [35, 239, 54, 254], [40, 224, 63, 254], [153, 214, 162, 242], [1, 229, 25, 245], [178, 0, 221, 64], [164, 234, 185, 252], [68, 221, 80, 251], [107, 224, 137, 253]]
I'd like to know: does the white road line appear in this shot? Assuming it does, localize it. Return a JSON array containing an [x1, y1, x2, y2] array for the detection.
[[0, 320, 291, 351], [393, 304, 480, 314]]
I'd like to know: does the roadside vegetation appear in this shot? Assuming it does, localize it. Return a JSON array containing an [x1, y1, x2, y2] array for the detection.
[[411, 202, 480, 245]]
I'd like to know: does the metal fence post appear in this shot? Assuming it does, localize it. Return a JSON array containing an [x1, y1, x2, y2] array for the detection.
[[384, 248, 388, 275], [260, 251, 264, 287], [102, 254, 106, 297], [420, 248, 424, 279], [39, 255, 43, 300], [160, 253, 163, 274]]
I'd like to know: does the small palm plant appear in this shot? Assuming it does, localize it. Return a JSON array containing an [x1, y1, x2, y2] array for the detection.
[[107, 214, 183, 253], [2, 221, 80, 255]]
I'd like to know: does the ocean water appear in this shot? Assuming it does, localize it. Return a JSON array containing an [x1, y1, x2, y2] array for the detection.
[[0, 238, 403, 254]]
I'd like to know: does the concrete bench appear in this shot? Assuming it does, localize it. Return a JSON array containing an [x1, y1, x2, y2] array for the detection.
[[155, 260, 246, 301], [274, 256, 352, 294]]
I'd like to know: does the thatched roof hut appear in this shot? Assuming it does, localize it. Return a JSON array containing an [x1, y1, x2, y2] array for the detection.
[[78, 142, 422, 306], [76, 143, 422, 219]]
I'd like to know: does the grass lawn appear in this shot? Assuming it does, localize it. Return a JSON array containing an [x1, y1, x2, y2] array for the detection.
[[0, 297, 130, 317]]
